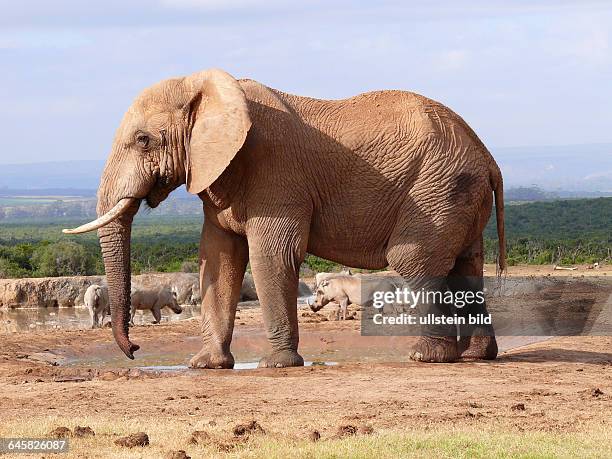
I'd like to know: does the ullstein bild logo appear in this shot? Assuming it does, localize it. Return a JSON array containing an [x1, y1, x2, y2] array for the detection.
[[369, 287, 490, 326], [371, 313, 491, 326]]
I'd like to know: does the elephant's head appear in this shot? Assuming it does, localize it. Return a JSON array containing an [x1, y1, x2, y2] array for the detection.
[[64, 69, 251, 358]]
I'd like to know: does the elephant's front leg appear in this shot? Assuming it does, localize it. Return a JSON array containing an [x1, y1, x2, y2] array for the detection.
[[189, 221, 248, 369], [250, 251, 305, 368], [248, 214, 309, 368]]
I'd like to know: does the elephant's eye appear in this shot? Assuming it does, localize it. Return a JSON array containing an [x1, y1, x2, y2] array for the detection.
[[135, 132, 150, 149]]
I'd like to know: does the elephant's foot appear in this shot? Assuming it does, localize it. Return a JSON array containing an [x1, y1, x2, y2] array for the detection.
[[189, 348, 235, 369], [408, 336, 459, 363], [458, 335, 498, 360], [258, 350, 304, 368]]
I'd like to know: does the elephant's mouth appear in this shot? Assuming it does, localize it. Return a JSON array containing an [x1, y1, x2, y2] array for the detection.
[[145, 177, 177, 209]]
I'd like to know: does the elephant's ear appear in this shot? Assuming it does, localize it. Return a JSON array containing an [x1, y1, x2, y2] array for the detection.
[[183, 69, 252, 195]]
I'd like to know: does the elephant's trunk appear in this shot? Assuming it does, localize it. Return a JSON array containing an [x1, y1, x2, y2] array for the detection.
[[98, 205, 140, 359]]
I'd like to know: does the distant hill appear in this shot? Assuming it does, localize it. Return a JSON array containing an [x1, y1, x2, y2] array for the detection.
[[1, 143, 611, 197], [0, 189, 96, 198], [494, 143, 612, 194], [0, 159, 190, 198], [485, 197, 612, 241], [505, 186, 558, 202], [0, 160, 104, 190]]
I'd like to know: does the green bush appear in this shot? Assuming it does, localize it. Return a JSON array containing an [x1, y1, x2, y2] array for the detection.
[[0, 198, 609, 278], [31, 241, 96, 277], [0, 258, 29, 278], [303, 254, 342, 273]]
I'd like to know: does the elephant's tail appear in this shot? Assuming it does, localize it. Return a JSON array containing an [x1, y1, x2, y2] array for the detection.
[[490, 162, 506, 276]]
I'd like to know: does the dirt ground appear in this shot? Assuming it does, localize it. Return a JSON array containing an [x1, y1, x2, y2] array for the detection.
[[483, 263, 612, 277], [0, 267, 610, 457]]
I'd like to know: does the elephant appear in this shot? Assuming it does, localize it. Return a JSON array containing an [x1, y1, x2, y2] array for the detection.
[[309, 275, 401, 320], [84, 284, 109, 329], [64, 68, 505, 366], [130, 286, 183, 325]]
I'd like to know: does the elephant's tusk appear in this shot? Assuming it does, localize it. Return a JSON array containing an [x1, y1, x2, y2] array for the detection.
[[63, 198, 138, 234]]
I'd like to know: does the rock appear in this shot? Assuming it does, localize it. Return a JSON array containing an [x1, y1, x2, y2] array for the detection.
[[0, 272, 202, 309], [233, 420, 265, 437], [127, 369, 144, 379], [188, 430, 210, 445], [27, 352, 65, 366], [359, 425, 374, 435], [308, 430, 321, 442], [0, 271, 322, 308], [73, 426, 95, 437], [511, 403, 526, 411], [591, 388, 604, 397], [0, 275, 104, 308], [114, 432, 149, 448], [53, 375, 87, 383], [96, 371, 120, 381], [49, 427, 71, 438], [167, 450, 190, 459]]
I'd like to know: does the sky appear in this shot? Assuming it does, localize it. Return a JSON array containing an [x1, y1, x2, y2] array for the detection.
[[0, 0, 611, 165]]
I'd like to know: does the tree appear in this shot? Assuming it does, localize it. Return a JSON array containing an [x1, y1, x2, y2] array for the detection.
[[0, 258, 28, 278], [32, 241, 95, 277]]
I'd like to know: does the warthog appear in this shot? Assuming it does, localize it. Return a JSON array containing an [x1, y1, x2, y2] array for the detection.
[[309, 275, 401, 320], [130, 286, 183, 325]]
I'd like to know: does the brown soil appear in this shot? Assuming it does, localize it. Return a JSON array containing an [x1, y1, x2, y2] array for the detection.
[[0, 304, 610, 443], [0, 268, 610, 456], [484, 263, 612, 277]]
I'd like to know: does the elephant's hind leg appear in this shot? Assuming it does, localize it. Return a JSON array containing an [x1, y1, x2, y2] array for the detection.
[[448, 237, 498, 360], [385, 207, 469, 363]]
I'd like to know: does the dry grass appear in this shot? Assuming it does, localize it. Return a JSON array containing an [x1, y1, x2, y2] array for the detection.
[[1, 416, 610, 458]]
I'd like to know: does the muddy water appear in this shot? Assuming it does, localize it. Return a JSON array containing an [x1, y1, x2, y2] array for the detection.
[[58, 325, 552, 372], [4, 275, 610, 371], [0, 304, 201, 333], [0, 302, 561, 371]]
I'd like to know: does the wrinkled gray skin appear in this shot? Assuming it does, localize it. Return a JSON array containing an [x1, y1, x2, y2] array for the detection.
[[84, 284, 110, 329], [130, 286, 183, 325], [311, 275, 401, 320]]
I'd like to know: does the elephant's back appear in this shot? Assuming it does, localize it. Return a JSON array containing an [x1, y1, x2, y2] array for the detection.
[[240, 81, 490, 167]]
